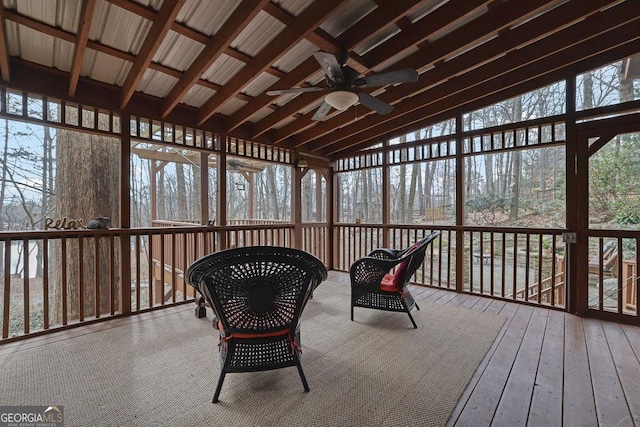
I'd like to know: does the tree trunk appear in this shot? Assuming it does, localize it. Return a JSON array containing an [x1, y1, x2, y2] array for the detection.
[[176, 163, 188, 220], [54, 120, 120, 321], [266, 167, 279, 219]]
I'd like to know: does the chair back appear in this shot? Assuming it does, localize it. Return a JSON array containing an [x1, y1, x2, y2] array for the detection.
[[186, 246, 327, 333], [393, 231, 441, 287]]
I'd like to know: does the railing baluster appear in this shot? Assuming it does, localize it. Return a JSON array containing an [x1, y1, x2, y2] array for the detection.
[[43, 237, 50, 329], [22, 238, 30, 334], [94, 236, 100, 318]]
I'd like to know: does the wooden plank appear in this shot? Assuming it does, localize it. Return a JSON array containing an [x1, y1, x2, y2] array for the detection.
[[482, 298, 507, 316], [621, 323, 640, 357], [423, 288, 449, 302], [458, 293, 483, 310], [447, 293, 470, 307], [492, 307, 547, 425], [467, 295, 494, 312], [432, 290, 458, 305], [601, 321, 640, 426], [528, 308, 565, 426], [453, 304, 532, 426], [563, 315, 597, 427], [583, 318, 633, 426], [448, 314, 509, 426]]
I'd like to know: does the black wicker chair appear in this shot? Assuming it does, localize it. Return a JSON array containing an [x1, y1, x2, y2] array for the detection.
[[186, 246, 327, 403], [350, 230, 441, 328]]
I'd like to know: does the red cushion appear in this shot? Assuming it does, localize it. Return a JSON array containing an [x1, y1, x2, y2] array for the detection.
[[221, 325, 291, 340], [379, 273, 397, 292], [393, 260, 410, 288], [392, 241, 422, 288]]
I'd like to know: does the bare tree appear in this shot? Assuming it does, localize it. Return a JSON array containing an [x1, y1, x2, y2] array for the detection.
[[54, 117, 120, 321]]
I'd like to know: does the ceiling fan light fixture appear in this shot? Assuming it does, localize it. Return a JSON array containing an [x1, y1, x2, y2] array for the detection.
[[325, 90, 358, 110]]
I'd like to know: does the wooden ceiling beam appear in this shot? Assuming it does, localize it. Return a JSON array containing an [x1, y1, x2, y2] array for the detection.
[[0, 6, 10, 82], [338, 0, 423, 50], [336, 41, 640, 159], [161, 0, 269, 118], [2, 9, 248, 101], [224, 57, 321, 132], [68, 0, 96, 97], [268, 0, 529, 145], [224, 1, 423, 133], [120, 0, 185, 109], [281, 0, 598, 148], [264, 2, 340, 55], [196, 0, 349, 126], [245, 1, 460, 138], [105, 0, 287, 79], [323, 18, 640, 156], [362, 0, 490, 68]]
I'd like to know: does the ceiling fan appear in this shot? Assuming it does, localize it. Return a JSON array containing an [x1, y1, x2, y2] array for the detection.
[[266, 51, 419, 120]]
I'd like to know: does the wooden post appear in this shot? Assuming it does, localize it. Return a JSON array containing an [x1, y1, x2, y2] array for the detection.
[[330, 167, 338, 270], [119, 114, 131, 315], [292, 165, 303, 249], [455, 108, 464, 293], [324, 168, 334, 269], [199, 151, 208, 225], [382, 137, 390, 248], [217, 134, 227, 250]]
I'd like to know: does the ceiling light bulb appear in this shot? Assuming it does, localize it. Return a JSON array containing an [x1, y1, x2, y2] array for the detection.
[[324, 91, 359, 110]]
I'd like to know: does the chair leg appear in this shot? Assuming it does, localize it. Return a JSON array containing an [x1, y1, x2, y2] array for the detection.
[[212, 371, 226, 403], [295, 360, 310, 392], [350, 303, 354, 321], [406, 310, 418, 329], [415, 302, 420, 310]]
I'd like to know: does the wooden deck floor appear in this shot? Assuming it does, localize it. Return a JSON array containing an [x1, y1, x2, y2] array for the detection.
[[330, 271, 640, 427], [2, 271, 639, 426]]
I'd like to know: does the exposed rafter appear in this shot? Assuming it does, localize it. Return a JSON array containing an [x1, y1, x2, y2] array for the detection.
[[223, 1, 433, 134], [161, 0, 269, 118], [197, 0, 349, 125], [323, 6, 640, 156], [273, 0, 556, 147], [68, 0, 96, 97], [0, 6, 10, 82], [120, 0, 186, 109]]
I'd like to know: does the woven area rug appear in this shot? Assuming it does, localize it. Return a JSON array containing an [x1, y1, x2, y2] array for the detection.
[[0, 281, 504, 427]]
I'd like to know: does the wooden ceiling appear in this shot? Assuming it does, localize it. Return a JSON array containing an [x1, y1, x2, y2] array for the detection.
[[1, 0, 639, 162]]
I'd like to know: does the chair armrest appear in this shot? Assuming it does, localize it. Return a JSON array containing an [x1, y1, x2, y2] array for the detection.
[[350, 256, 400, 292]]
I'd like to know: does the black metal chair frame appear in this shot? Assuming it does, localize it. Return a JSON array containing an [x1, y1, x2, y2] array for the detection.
[[350, 231, 441, 328], [186, 246, 327, 403]]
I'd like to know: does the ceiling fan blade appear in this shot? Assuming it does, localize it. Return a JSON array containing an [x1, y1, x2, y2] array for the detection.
[[357, 92, 393, 115], [266, 87, 326, 96], [312, 101, 332, 121], [357, 69, 419, 87], [313, 51, 346, 86]]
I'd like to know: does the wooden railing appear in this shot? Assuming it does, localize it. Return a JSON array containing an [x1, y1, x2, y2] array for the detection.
[[464, 228, 566, 308], [2, 222, 636, 342], [0, 222, 303, 342], [587, 232, 639, 319], [334, 224, 568, 308], [334, 224, 455, 290], [302, 222, 329, 265]]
